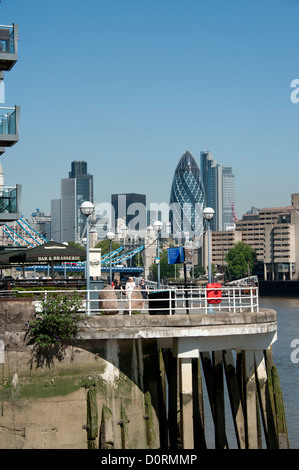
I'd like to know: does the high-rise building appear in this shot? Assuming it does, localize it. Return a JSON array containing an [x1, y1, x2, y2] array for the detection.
[[111, 193, 146, 233], [51, 161, 93, 243], [200, 151, 235, 231], [222, 166, 236, 230], [169, 151, 205, 240], [0, 20, 21, 225]]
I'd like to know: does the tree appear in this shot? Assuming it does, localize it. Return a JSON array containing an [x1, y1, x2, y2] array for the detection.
[[225, 242, 257, 281], [95, 239, 121, 256], [67, 241, 85, 251], [149, 249, 176, 281]]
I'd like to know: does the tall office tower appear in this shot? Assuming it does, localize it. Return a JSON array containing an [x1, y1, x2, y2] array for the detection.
[[111, 193, 146, 233], [200, 151, 235, 231], [69, 161, 87, 178], [169, 151, 205, 240], [222, 166, 236, 230], [51, 161, 93, 243]]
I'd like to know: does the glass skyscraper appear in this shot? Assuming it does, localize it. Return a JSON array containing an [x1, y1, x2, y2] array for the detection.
[[169, 151, 205, 240]]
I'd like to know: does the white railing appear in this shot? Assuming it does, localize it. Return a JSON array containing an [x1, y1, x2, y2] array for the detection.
[[8, 285, 259, 316]]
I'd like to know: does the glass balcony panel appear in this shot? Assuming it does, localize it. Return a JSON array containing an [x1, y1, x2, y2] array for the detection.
[[0, 184, 21, 222], [0, 106, 20, 146], [0, 24, 18, 71], [0, 27, 14, 53], [0, 187, 17, 213], [0, 109, 16, 134]]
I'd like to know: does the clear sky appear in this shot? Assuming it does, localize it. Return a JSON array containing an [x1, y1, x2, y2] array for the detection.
[[1, 0, 299, 220]]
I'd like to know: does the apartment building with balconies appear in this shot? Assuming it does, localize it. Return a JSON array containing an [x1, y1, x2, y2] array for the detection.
[[0, 20, 21, 225]]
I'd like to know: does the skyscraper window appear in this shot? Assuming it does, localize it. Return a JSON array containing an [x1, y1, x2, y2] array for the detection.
[[169, 151, 205, 240]]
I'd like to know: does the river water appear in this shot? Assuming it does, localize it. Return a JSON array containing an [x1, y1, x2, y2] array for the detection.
[[260, 296, 299, 449], [201, 296, 299, 449]]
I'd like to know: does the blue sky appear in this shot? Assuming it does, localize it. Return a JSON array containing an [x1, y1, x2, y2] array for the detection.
[[1, 0, 299, 219]]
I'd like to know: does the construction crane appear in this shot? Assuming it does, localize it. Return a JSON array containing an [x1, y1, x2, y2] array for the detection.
[[229, 196, 238, 226]]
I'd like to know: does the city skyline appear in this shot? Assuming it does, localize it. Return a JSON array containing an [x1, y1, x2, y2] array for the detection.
[[0, 0, 298, 220]]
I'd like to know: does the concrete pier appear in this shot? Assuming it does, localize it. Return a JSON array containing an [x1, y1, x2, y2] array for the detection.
[[0, 297, 287, 449]]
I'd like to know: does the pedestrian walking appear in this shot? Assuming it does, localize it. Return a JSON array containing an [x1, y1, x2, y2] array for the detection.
[[139, 278, 149, 309]]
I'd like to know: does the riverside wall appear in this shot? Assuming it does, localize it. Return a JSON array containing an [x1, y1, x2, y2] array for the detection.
[[0, 297, 281, 449], [0, 298, 161, 449]]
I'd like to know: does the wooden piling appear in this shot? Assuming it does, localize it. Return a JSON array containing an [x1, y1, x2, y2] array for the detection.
[[254, 350, 279, 449], [265, 348, 289, 448], [192, 358, 206, 449], [223, 349, 246, 449], [86, 385, 98, 449], [213, 351, 227, 449], [99, 405, 114, 449], [243, 351, 258, 448], [118, 401, 130, 449], [161, 348, 179, 449]]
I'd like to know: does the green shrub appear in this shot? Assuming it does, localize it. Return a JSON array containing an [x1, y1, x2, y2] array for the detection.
[[25, 291, 85, 349]]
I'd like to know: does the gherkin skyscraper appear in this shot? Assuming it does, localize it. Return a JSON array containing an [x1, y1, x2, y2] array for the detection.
[[169, 151, 206, 239]]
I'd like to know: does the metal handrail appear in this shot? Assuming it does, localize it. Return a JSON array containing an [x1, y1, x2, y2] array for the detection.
[[7, 285, 259, 316]]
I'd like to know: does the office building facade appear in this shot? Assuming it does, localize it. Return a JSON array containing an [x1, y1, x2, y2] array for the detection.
[[111, 193, 146, 233], [169, 151, 205, 240], [203, 194, 299, 281], [51, 161, 93, 243], [200, 151, 235, 231]]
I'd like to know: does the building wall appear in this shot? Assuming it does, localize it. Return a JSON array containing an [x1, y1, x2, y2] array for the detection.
[[200, 151, 235, 232], [51, 162, 94, 244], [205, 194, 299, 281]]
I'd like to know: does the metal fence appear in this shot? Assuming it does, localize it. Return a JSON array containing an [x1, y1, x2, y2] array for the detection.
[[4, 284, 259, 315]]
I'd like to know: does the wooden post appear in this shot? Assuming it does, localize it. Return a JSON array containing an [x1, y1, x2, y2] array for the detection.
[[179, 358, 194, 449], [118, 401, 130, 449], [192, 358, 206, 449], [162, 349, 179, 449], [223, 349, 246, 449], [200, 352, 215, 413], [264, 348, 289, 448], [213, 351, 227, 449], [243, 351, 258, 449], [143, 347, 167, 449], [254, 350, 279, 449], [86, 385, 98, 449], [99, 405, 114, 449]]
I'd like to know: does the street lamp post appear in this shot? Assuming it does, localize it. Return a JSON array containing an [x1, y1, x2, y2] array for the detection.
[[153, 220, 163, 289], [80, 201, 95, 315], [107, 231, 115, 286], [203, 207, 215, 284]]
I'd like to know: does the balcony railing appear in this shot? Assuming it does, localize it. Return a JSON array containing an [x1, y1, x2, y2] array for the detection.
[[0, 106, 20, 146], [0, 24, 18, 71], [0, 285, 260, 316], [0, 184, 22, 221]]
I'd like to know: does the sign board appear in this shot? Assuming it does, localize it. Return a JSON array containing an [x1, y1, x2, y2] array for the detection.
[[89, 248, 101, 278], [167, 247, 185, 264]]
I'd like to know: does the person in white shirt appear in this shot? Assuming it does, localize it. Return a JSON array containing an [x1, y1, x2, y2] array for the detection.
[[125, 277, 136, 299]]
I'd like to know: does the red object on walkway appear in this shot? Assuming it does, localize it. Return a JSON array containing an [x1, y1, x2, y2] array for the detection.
[[207, 283, 222, 304]]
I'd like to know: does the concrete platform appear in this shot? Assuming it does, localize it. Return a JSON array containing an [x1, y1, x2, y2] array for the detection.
[[79, 308, 277, 356]]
